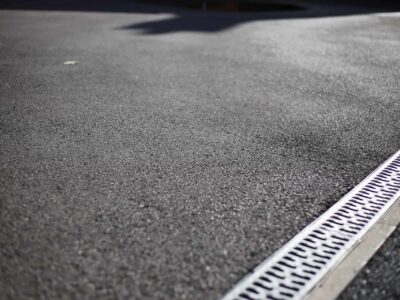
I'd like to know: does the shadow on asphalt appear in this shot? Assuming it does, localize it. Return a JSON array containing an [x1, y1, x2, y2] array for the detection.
[[2, 0, 400, 34]]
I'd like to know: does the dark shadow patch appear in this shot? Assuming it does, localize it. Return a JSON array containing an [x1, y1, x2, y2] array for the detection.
[[138, 0, 305, 13], [2, 0, 400, 34]]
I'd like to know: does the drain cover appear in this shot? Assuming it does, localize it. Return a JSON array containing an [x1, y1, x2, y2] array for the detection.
[[222, 150, 400, 300]]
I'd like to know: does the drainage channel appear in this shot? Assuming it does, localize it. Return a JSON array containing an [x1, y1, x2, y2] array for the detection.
[[221, 150, 400, 300]]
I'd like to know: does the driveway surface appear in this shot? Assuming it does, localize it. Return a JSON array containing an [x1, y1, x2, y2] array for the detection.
[[0, 1, 399, 299]]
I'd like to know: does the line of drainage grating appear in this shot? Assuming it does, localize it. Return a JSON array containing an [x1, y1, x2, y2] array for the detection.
[[221, 150, 400, 300]]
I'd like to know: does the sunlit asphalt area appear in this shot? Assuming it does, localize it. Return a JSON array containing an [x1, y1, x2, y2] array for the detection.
[[0, 1, 399, 299]]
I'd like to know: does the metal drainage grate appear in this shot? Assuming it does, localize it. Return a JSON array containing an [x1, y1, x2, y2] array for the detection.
[[222, 150, 400, 300]]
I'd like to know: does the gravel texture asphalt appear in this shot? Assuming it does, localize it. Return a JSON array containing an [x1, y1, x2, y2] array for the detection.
[[0, 1, 399, 299]]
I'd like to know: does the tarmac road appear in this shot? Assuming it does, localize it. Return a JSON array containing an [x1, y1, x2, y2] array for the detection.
[[0, 1, 399, 299]]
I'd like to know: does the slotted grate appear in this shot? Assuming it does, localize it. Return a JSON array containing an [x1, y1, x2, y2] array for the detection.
[[222, 150, 400, 300]]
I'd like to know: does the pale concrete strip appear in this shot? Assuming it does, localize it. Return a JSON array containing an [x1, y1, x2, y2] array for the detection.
[[305, 198, 400, 300]]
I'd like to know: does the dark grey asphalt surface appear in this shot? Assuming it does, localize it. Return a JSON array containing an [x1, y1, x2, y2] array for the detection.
[[0, 1, 399, 299]]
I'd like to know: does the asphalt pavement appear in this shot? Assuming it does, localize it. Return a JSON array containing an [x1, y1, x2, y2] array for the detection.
[[0, 1, 399, 299]]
